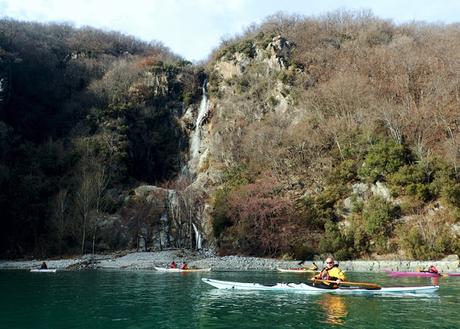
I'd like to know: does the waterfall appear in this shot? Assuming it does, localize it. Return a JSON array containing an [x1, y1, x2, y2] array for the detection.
[[192, 223, 203, 250], [189, 81, 209, 168]]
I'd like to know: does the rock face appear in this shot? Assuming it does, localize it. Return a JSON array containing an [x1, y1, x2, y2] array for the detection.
[[214, 35, 293, 80], [342, 182, 393, 216], [188, 35, 296, 245], [130, 184, 207, 251]]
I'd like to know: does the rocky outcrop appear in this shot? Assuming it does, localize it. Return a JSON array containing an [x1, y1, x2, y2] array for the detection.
[[214, 35, 293, 80], [342, 182, 393, 216]]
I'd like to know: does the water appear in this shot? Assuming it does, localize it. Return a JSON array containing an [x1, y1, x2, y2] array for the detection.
[[0, 270, 459, 328]]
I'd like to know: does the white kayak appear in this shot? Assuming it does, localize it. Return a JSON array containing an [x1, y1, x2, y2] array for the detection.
[[201, 278, 439, 294], [30, 269, 57, 273], [155, 267, 211, 272]]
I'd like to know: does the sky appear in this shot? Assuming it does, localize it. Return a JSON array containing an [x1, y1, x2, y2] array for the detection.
[[1, 0, 459, 61]]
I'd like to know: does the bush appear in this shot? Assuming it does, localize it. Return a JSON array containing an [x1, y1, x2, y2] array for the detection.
[[358, 138, 407, 183], [211, 188, 232, 239], [223, 174, 297, 256], [319, 221, 354, 260], [397, 209, 460, 259], [362, 196, 399, 253]]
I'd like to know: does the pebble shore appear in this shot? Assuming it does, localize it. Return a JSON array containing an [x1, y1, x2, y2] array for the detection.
[[0, 250, 458, 272]]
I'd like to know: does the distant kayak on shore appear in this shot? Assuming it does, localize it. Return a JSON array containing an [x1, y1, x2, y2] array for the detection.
[[30, 269, 57, 273], [154, 266, 211, 272]]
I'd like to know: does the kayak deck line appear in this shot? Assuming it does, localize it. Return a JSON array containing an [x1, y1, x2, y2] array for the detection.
[[201, 278, 439, 294]]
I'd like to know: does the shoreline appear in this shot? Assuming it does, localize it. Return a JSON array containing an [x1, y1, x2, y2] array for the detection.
[[0, 250, 458, 272]]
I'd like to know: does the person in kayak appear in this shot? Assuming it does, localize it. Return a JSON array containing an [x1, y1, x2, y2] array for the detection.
[[314, 257, 346, 286], [180, 262, 188, 270], [425, 265, 439, 274], [40, 261, 48, 269], [169, 261, 177, 269]]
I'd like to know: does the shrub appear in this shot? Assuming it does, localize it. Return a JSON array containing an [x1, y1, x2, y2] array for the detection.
[[397, 209, 460, 259], [224, 174, 296, 256], [358, 138, 407, 183], [362, 196, 399, 253], [319, 221, 354, 260], [211, 188, 232, 239]]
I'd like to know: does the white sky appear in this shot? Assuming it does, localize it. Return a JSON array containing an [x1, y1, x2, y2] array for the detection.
[[1, 0, 459, 61]]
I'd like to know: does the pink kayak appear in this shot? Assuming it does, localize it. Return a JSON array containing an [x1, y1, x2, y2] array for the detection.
[[385, 270, 442, 277], [447, 273, 460, 277]]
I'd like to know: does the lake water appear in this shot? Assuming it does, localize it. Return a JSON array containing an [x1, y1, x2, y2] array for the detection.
[[1, 270, 459, 328]]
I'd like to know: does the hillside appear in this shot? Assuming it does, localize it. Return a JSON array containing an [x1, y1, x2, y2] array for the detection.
[[1, 12, 459, 260], [201, 12, 460, 260]]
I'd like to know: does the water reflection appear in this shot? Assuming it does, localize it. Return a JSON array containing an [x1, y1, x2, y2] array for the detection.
[[318, 294, 348, 325], [431, 276, 439, 286]]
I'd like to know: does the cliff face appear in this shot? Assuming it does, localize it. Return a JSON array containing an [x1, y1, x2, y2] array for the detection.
[[188, 35, 298, 246]]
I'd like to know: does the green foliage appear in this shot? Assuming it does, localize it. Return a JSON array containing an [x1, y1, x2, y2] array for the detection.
[[362, 196, 397, 235], [358, 139, 407, 183], [362, 196, 398, 253], [328, 159, 358, 185], [442, 183, 460, 208], [318, 221, 354, 260], [398, 224, 459, 260], [217, 39, 255, 59], [388, 162, 434, 201], [211, 188, 232, 239]]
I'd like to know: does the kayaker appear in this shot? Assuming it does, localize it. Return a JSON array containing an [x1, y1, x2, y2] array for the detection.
[[315, 257, 346, 285], [180, 262, 188, 270], [169, 261, 177, 269], [40, 261, 48, 270], [426, 265, 439, 274]]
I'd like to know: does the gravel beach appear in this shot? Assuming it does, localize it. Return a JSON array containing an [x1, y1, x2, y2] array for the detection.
[[0, 249, 459, 273]]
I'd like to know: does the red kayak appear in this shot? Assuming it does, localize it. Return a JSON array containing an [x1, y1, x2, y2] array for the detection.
[[447, 273, 460, 277], [386, 270, 442, 277]]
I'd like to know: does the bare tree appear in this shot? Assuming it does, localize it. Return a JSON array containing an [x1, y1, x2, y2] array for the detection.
[[50, 189, 69, 255], [75, 167, 95, 255]]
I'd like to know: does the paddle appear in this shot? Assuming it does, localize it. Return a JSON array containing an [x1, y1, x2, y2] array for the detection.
[[312, 278, 382, 290], [417, 269, 447, 278], [297, 260, 318, 271]]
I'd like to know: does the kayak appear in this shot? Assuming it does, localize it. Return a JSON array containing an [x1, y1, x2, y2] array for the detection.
[[154, 266, 211, 272], [386, 271, 442, 277], [277, 268, 318, 273], [201, 278, 439, 294], [30, 269, 57, 273], [447, 273, 460, 277]]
